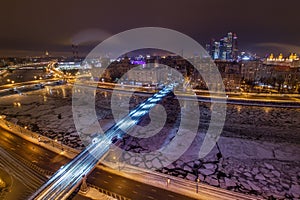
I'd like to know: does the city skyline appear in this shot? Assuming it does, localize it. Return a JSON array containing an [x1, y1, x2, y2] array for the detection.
[[1, 1, 300, 199], [1, 0, 300, 57]]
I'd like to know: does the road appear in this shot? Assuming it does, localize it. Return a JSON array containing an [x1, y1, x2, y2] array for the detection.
[[0, 118, 196, 200], [87, 169, 196, 200], [0, 146, 46, 199], [0, 78, 63, 90], [0, 127, 68, 172], [0, 127, 68, 199]]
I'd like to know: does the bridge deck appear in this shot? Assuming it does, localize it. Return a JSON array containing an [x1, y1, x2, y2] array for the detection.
[[29, 84, 176, 200]]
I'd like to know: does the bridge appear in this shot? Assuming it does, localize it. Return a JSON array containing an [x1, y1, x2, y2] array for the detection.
[[29, 83, 177, 200], [0, 62, 54, 78], [2, 62, 51, 70]]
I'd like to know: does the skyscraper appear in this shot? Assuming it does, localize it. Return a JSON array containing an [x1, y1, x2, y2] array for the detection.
[[226, 32, 233, 60], [213, 41, 221, 60], [220, 37, 227, 60], [206, 32, 238, 61], [232, 33, 239, 60]]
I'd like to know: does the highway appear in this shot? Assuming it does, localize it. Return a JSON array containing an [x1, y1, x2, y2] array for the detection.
[[0, 128, 196, 200], [86, 169, 196, 200], [0, 127, 68, 173], [29, 84, 180, 200], [0, 127, 68, 199], [0, 78, 63, 90], [0, 147, 46, 199], [0, 122, 196, 200]]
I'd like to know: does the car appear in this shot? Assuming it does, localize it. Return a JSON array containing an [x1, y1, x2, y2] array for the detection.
[[111, 136, 118, 144], [92, 137, 99, 144]]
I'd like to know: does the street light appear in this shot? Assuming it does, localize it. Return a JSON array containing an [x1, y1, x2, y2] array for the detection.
[[196, 178, 200, 193], [167, 178, 171, 187], [53, 138, 58, 147]]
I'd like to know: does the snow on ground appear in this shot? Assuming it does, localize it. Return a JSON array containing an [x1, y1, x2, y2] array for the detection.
[[0, 85, 299, 199]]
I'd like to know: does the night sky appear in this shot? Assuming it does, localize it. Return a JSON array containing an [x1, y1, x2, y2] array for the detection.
[[1, 0, 300, 57]]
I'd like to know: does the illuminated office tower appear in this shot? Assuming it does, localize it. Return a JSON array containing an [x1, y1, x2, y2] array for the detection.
[[206, 32, 238, 61]]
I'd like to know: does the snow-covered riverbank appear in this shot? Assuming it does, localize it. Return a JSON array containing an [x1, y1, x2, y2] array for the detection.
[[0, 85, 299, 199]]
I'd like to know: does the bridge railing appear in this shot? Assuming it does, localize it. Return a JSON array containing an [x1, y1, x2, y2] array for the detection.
[[87, 183, 131, 200]]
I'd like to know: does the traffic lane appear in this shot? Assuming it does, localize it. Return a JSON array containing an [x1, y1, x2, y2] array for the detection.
[[0, 127, 196, 200], [0, 127, 68, 172], [88, 169, 197, 200]]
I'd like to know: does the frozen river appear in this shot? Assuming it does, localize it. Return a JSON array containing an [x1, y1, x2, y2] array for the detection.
[[0, 84, 299, 144], [0, 84, 299, 199]]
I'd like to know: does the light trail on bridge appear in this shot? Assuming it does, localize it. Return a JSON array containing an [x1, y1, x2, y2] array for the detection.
[[28, 83, 177, 200]]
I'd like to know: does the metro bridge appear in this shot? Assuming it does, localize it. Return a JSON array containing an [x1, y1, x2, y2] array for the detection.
[[29, 83, 177, 200]]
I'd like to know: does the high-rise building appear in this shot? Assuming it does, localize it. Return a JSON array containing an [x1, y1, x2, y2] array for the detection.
[[226, 32, 233, 60], [206, 32, 238, 61], [220, 37, 227, 60], [213, 41, 221, 60], [205, 44, 211, 56], [232, 33, 238, 60]]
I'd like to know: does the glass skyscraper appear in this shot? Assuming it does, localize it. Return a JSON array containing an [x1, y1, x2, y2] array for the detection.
[[207, 32, 238, 61]]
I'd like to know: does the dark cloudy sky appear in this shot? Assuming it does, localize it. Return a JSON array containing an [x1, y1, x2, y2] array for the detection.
[[1, 0, 300, 57]]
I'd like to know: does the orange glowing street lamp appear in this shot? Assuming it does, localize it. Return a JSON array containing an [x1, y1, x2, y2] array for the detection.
[[196, 178, 200, 193]]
